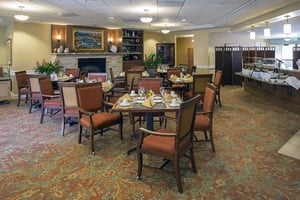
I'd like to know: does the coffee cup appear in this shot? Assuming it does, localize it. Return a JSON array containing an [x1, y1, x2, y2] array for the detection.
[[171, 99, 177, 105], [171, 91, 176, 96], [122, 99, 128, 104], [131, 90, 135, 95]]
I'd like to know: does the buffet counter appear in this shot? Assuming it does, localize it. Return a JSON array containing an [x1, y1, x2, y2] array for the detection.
[[236, 71, 300, 115]]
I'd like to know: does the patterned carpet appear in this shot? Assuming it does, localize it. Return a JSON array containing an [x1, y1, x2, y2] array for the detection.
[[1, 86, 300, 200]]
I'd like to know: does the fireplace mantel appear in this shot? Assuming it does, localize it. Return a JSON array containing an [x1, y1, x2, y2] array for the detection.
[[50, 52, 123, 75]]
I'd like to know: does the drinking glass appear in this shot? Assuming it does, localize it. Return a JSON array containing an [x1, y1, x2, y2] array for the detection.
[[138, 86, 145, 98], [160, 87, 165, 97]]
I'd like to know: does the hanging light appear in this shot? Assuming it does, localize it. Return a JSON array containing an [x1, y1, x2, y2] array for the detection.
[[283, 15, 291, 34], [161, 24, 170, 34], [249, 26, 255, 40], [264, 22, 271, 37], [14, 6, 29, 21], [140, 9, 152, 23]]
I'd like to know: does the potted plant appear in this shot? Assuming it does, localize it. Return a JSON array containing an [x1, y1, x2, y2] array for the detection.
[[34, 59, 62, 75], [144, 53, 162, 77]]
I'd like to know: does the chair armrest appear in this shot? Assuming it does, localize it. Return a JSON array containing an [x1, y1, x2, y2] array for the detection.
[[139, 127, 176, 137], [78, 107, 95, 115]]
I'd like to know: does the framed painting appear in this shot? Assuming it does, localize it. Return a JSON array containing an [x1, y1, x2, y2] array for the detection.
[[73, 28, 104, 51]]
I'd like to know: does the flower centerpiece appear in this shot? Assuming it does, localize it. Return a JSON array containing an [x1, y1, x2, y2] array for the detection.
[[34, 59, 62, 75], [145, 90, 154, 98]]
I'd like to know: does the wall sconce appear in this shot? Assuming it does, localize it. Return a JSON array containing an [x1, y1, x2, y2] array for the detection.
[[283, 15, 291, 34], [56, 34, 61, 42], [264, 22, 271, 37], [109, 37, 113, 43], [249, 26, 255, 40]]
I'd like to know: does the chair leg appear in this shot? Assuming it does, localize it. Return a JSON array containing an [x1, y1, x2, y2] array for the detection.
[[174, 157, 183, 193], [209, 130, 216, 152], [137, 150, 143, 179], [61, 116, 65, 136], [204, 131, 208, 140], [40, 107, 45, 124], [17, 94, 21, 107], [218, 92, 222, 107], [78, 125, 82, 144], [90, 128, 95, 155], [119, 117, 123, 141], [190, 147, 197, 173]]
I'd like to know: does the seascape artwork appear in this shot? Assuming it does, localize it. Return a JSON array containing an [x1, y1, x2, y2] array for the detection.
[[73, 29, 103, 50]]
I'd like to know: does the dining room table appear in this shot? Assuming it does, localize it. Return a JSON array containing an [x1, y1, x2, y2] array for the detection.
[[111, 92, 182, 154]]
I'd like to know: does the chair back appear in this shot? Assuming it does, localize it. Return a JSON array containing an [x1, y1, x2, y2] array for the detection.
[[88, 73, 107, 82], [192, 73, 213, 96], [128, 66, 145, 72], [126, 70, 142, 91], [214, 70, 223, 89], [38, 76, 55, 96], [75, 82, 103, 112], [65, 68, 80, 78], [176, 94, 202, 143], [109, 68, 115, 80], [138, 78, 163, 94], [80, 71, 88, 81], [203, 83, 217, 113], [15, 71, 28, 88], [167, 67, 182, 78], [27, 74, 46, 95], [187, 66, 196, 75], [58, 82, 78, 109]]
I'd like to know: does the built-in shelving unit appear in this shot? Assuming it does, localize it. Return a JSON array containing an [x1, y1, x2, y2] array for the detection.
[[122, 29, 144, 71]]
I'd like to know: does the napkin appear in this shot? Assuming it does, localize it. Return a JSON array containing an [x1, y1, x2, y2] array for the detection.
[[164, 94, 174, 101], [142, 97, 155, 108], [142, 71, 150, 77], [170, 74, 178, 81], [120, 93, 132, 101]]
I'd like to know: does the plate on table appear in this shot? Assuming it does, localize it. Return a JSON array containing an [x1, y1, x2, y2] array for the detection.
[[169, 103, 180, 107], [153, 99, 163, 103], [119, 102, 130, 107], [130, 93, 138, 97]]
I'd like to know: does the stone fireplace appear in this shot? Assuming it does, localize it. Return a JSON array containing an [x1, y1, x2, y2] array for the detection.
[[50, 52, 123, 75]]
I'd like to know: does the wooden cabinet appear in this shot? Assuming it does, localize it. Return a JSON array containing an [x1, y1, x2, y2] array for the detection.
[[215, 46, 243, 85], [156, 43, 175, 67], [0, 78, 11, 101], [122, 29, 144, 71]]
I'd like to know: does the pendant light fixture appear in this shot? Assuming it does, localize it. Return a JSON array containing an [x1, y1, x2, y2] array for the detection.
[[14, 6, 29, 21], [140, 9, 153, 23], [264, 22, 271, 37], [161, 24, 170, 34], [249, 26, 255, 40], [283, 15, 291, 34]]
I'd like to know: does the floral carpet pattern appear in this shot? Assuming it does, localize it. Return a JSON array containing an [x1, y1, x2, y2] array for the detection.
[[0, 86, 300, 200]]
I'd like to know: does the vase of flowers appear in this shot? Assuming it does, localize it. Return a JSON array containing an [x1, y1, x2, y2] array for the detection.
[[34, 59, 62, 75], [144, 53, 162, 77]]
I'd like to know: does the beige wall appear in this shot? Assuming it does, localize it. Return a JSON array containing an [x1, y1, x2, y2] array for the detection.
[[12, 22, 51, 72], [176, 37, 194, 66]]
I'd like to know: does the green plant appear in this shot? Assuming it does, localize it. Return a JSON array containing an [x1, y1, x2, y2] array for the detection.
[[34, 59, 62, 75], [143, 53, 162, 68]]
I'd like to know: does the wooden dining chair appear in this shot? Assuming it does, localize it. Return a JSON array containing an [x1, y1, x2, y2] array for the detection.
[[130, 78, 164, 134], [75, 82, 123, 155], [88, 72, 107, 82], [125, 70, 142, 91], [213, 70, 223, 107], [58, 82, 79, 136], [38, 76, 61, 124], [166, 67, 185, 96], [27, 74, 46, 113], [65, 68, 80, 79], [183, 73, 212, 101], [137, 94, 201, 193], [15, 70, 29, 107], [194, 83, 217, 152]]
